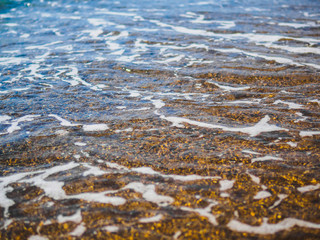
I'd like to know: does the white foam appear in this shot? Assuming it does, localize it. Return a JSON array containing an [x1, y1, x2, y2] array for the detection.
[[70, 190, 126, 205], [83, 124, 109, 132], [3, 219, 13, 229], [242, 150, 262, 155], [70, 223, 86, 236], [273, 100, 303, 109], [139, 214, 163, 223], [294, 112, 308, 123], [124, 182, 174, 206], [0, 13, 13, 18], [128, 90, 141, 97], [0, 172, 30, 217], [269, 194, 287, 209], [23, 64, 43, 79], [220, 192, 230, 197], [151, 99, 165, 109], [168, 174, 219, 181], [297, 184, 320, 193], [155, 54, 185, 64], [160, 115, 288, 137], [251, 155, 283, 163], [181, 203, 218, 225], [107, 42, 121, 50], [247, 172, 261, 184], [114, 127, 133, 133], [60, 15, 81, 20], [219, 179, 235, 191], [88, 18, 108, 26], [278, 22, 318, 29], [151, 19, 320, 47], [173, 231, 182, 239], [267, 43, 320, 55], [215, 21, 236, 29], [56, 130, 69, 136], [309, 99, 320, 104], [83, 29, 103, 38], [95, 9, 137, 17], [227, 217, 320, 234], [190, 15, 235, 29], [133, 27, 158, 32], [6, 115, 40, 134], [224, 46, 305, 64], [57, 209, 82, 223], [214, 82, 250, 91], [74, 142, 87, 146], [117, 54, 140, 62], [49, 114, 80, 127], [21, 33, 30, 38], [151, 20, 212, 36], [0, 87, 30, 95], [227, 99, 261, 105], [103, 225, 119, 232], [286, 142, 297, 147], [0, 115, 11, 122], [132, 166, 219, 182], [55, 45, 73, 51], [300, 131, 320, 137], [82, 163, 109, 177], [5, 23, 18, 27], [0, 57, 28, 66], [28, 236, 49, 240], [254, 191, 272, 200], [243, 7, 266, 12], [105, 162, 129, 171], [0, 162, 80, 217]]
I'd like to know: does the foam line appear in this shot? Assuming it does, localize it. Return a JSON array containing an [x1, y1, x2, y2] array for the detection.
[[251, 155, 283, 163], [83, 124, 109, 132], [57, 209, 82, 223], [5, 115, 40, 134], [160, 115, 288, 137], [0, 57, 28, 66], [132, 166, 220, 181], [214, 48, 320, 69], [70, 191, 126, 205], [300, 131, 320, 137], [297, 184, 320, 193], [0, 162, 79, 217], [181, 203, 218, 225], [254, 191, 272, 200], [70, 223, 86, 236], [49, 114, 80, 127], [273, 100, 303, 109], [278, 22, 318, 29], [139, 214, 163, 223], [247, 172, 261, 184], [28, 235, 49, 240], [219, 180, 235, 191], [213, 82, 250, 91], [151, 99, 165, 109], [103, 226, 119, 232], [124, 182, 174, 206], [0, 115, 11, 122], [150, 19, 320, 46], [269, 194, 287, 209], [227, 217, 320, 234]]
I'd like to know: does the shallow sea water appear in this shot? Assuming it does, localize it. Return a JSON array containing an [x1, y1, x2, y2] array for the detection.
[[0, 0, 320, 239]]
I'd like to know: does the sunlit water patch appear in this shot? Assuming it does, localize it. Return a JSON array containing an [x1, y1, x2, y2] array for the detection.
[[1, 0, 320, 239]]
